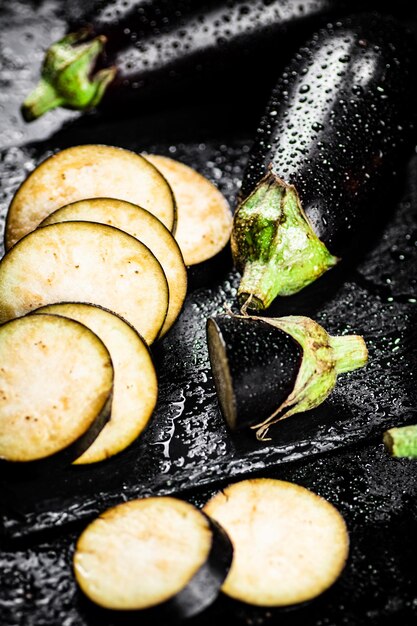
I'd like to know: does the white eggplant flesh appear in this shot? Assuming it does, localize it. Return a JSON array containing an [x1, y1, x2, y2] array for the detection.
[[41, 198, 187, 337], [0, 221, 169, 345], [0, 313, 113, 464], [204, 478, 349, 607], [144, 154, 232, 266], [34, 303, 158, 464], [74, 496, 233, 618], [5, 143, 177, 249]]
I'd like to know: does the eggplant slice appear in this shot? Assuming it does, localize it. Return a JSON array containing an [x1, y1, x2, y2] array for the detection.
[[143, 154, 232, 266], [0, 314, 113, 464], [203, 478, 349, 607], [5, 144, 177, 250], [73, 496, 233, 619], [41, 198, 187, 337], [34, 303, 158, 464], [0, 222, 168, 344]]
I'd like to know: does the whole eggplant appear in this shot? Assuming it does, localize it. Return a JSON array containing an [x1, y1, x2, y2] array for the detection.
[[231, 13, 417, 311], [21, 0, 413, 121]]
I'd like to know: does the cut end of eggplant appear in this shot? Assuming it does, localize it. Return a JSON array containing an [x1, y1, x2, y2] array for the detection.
[[0, 221, 169, 345], [206, 315, 302, 432], [40, 198, 187, 338], [203, 478, 349, 607], [74, 497, 233, 618], [5, 144, 176, 250], [206, 318, 238, 430], [0, 314, 113, 464], [34, 303, 158, 464], [207, 314, 368, 440], [143, 154, 232, 266]]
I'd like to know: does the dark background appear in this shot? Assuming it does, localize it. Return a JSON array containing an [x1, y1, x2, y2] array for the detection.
[[1, 2, 417, 625]]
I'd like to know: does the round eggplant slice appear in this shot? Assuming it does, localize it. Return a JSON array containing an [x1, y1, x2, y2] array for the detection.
[[203, 478, 349, 607], [0, 314, 113, 464], [0, 222, 168, 345], [34, 303, 158, 464], [73, 496, 233, 619], [5, 144, 177, 249], [206, 316, 302, 431], [41, 198, 187, 337], [143, 154, 232, 266]]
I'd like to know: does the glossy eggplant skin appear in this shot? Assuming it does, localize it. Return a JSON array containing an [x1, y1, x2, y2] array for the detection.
[[97, 0, 400, 100], [207, 316, 302, 431], [22, 0, 415, 120], [239, 13, 417, 257]]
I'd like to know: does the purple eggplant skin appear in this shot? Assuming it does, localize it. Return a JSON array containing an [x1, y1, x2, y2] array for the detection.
[[22, 0, 415, 120], [207, 315, 302, 431], [239, 13, 417, 259], [78, 513, 233, 624], [90, 0, 416, 106]]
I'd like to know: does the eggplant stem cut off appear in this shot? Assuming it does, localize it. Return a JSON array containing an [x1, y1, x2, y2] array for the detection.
[[207, 314, 368, 440]]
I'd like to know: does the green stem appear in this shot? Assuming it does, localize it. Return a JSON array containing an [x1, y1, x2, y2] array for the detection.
[[20, 79, 65, 121], [21, 30, 116, 121], [330, 335, 368, 374], [383, 425, 417, 458], [231, 171, 339, 310], [234, 314, 368, 440]]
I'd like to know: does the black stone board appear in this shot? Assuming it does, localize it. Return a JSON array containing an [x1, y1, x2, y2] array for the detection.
[[0, 128, 416, 539]]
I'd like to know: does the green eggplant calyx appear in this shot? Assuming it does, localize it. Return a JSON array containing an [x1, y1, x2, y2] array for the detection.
[[21, 29, 116, 121], [383, 424, 417, 458], [235, 314, 368, 441], [231, 171, 339, 310]]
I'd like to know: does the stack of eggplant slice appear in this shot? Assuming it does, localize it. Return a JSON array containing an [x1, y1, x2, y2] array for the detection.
[[0, 142, 233, 469]]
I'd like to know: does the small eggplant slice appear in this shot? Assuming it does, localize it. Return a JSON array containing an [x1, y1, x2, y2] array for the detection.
[[73, 496, 233, 619], [5, 144, 177, 250], [232, 14, 417, 309], [0, 314, 113, 464], [41, 198, 187, 337], [34, 303, 157, 464], [203, 478, 349, 607], [0, 222, 169, 345], [143, 154, 232, 266], [207, 314, 368, 439]]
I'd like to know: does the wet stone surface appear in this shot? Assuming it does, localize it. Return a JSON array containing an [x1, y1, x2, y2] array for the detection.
[[1, 2, 417, 625], [1, 132, 417, 545]]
